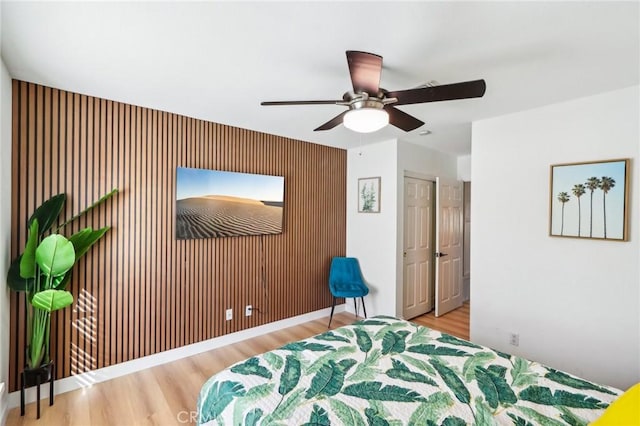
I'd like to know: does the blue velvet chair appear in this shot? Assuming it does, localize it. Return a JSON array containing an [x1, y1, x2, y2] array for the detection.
[[328, 257, 369, 328]]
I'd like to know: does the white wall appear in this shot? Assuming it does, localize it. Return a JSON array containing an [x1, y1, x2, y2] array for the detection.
[[346, 139, 399, 317], [346, 139, 459, 318], [471, 86, 639, 390], [457, 154, 471, 181], [0, 57, 13, 424]]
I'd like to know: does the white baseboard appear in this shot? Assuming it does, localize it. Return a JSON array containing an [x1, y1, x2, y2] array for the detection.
[[8, 304, 345, 410]]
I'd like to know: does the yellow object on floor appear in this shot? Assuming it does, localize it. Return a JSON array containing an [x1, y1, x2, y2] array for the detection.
[[591, 383, 640, 425]]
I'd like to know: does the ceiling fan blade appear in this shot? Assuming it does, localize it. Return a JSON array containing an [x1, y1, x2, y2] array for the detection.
[[314, 111, 348, 131], [261, 100, 343, 106], [385, 106, 424, 132], [387, 79, 486, 106], [346, 51, 383, 95]]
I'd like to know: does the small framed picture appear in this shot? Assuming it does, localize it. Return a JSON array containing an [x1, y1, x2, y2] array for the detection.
[[358, 177, 381, 213], [549, 158, 629, 241]]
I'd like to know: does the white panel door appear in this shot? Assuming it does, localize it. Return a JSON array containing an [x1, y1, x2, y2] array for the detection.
[[435, 178, 464, 317], [403, 177, 435, 319]]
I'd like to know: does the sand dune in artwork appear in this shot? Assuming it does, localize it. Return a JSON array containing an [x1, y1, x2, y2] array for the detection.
[[176, 195, 283, 239]]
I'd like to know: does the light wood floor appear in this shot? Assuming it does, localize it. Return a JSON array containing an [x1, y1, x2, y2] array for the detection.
[[412, 301, 470, 340], [7, 304, 470, 425]]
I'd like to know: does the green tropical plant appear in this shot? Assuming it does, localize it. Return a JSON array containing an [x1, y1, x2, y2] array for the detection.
[[572, 184, 586, 236], [6, 189, 118, 370], [585, 177, 601, 237], [557, 192, 570, 236], [599, 176, 615, 238], [361, 184, 376, 212]]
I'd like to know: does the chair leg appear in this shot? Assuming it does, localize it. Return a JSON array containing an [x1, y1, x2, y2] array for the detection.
[[353, 298, 358, 318], [328, 297, 336, 328], [361, 297, 367, 319]]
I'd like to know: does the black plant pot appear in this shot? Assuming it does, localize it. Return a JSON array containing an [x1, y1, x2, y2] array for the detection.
[[23, 362, 54, 387], [20, 361, 55, 419]]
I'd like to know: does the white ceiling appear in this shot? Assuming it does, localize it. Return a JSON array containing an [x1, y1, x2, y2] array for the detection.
[[1, 2, 638, 156]]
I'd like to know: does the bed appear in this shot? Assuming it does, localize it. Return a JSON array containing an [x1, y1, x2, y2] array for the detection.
[[197, 316, 621, 425]]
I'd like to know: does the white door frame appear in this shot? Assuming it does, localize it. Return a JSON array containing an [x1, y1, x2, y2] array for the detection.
[[398, 171, 464, 319]]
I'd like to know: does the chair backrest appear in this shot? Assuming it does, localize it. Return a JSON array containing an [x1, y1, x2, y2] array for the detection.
[[329, 257, 364, 292]]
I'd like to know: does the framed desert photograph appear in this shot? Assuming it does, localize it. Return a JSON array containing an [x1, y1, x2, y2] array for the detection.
[[549, 159, 629, 241], [175, 167, 285, 239], [358, 177, 381, 213]]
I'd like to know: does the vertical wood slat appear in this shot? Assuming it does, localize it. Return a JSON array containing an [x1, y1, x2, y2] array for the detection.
[[9, 80, 346, 392]]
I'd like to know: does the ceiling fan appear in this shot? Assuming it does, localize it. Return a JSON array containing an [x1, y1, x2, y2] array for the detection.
[[261, 51, 487, 133]]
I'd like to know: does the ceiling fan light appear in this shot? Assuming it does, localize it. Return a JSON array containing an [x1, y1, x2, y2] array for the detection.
[[343, 108, 389, 133]]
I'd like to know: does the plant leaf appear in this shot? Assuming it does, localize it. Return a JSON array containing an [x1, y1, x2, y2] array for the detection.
[[306, 360, 346, 399], [279, 355, 301, 396], [198, 380, 246, 423], [265, 388, 304, 421], [553, 389, 609, 409], [68, 226, 110, 260], [386, 359, 437, 386], [303, 404, 330, 426], [355, 319, 388, 326], [485, 366, 517, 405], [473, 397, 495, 425], [519, 385, 608, 409], [53, 272, 72, 290], [244, 408, 263, 426], [430, 359, 471, 404], [381, 331, 407, 355], [364, 407, 390, 426], [231, 383, 274, 426], [487, 364, 507, 379], [35, 234, 75, 278], [314, 331, 350, 344], [442, 416, 466, 426], [30, 289, 74, 312], [511, 357, 538, 388], [558, 406, 589, 426], [399, 353, 436, 377], [409, 344, 469, 357], [20, 220, 39, 279], [28, 193, 66, 236], [544, 368, 616, 395], [462, 351, 495, 381], [354, 328, 372, 353], [281, 341, 334, 352], [437, 334, 483, 349], [263, 352, 284, 370], [408, 392, 455, 424], [329, 398, 366, 426], [474, 366, 499, 409], [7, 256, 32, 292], [230, 357, 272, 379], [342, 381, 427, 402], [515, 406, 566, 426], [56, 188, 118, 232], [507, 413, 535, 426]]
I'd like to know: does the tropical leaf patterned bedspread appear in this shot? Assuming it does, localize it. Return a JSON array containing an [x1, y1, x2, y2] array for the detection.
[[197, 316, 620, 425]]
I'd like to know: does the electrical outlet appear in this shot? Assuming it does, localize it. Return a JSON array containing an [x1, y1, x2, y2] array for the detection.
[[245, 305, 252, 317], [226, 308, 233, 321], [509, 333, 519, 346]]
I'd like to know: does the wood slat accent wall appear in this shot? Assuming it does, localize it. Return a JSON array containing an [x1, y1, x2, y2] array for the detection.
[[9, 80, 346, 391]]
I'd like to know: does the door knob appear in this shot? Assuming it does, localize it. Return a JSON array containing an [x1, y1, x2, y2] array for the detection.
[[435, 252, 448, 258]]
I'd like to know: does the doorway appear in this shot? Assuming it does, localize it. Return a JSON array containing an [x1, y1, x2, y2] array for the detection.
[[402, 176, 436, 319], [402, 175, 466, 320]]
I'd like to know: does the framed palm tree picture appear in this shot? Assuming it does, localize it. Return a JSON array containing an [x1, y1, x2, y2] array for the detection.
[[549, 159, 629, 241]]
